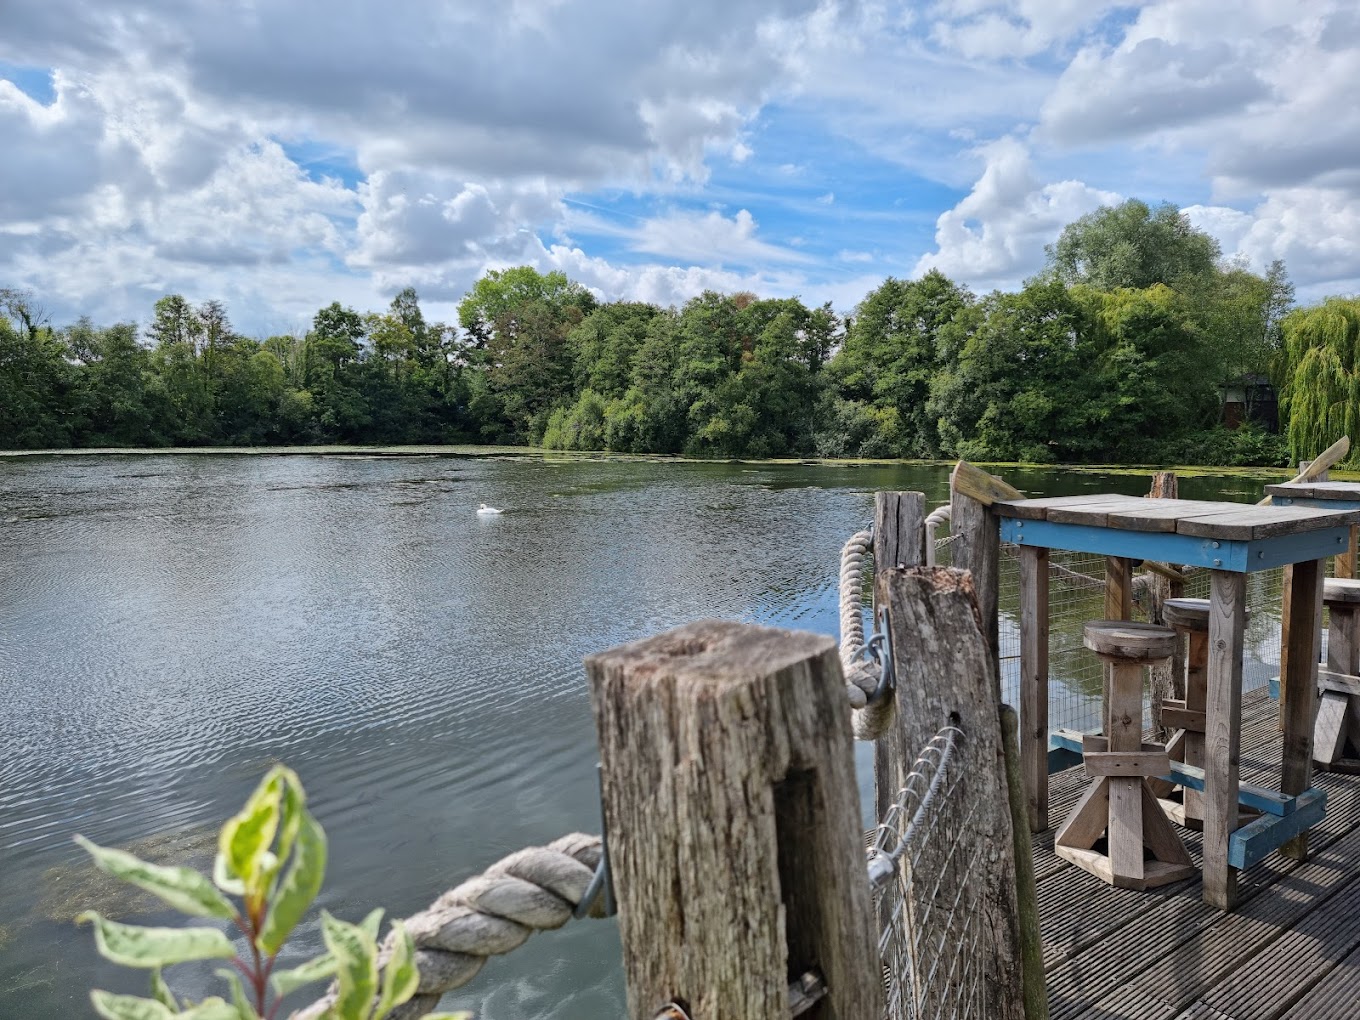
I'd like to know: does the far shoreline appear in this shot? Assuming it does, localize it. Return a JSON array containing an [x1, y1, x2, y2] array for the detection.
[[0, 445, 1350, 481]]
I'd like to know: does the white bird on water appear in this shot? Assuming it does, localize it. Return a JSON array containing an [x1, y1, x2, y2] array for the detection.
[[477, 503, 503, 515]]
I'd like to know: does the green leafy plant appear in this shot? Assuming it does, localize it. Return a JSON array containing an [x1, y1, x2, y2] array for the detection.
[[76, 765, 467, 1020]]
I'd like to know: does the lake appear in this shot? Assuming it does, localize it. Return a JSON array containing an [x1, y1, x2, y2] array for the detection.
[[0, 452, 1281, 1018]]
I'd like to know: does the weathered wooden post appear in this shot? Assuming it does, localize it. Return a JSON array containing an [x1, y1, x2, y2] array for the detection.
[[873, 491, 926, 826], [879, 566, 1044, 1020], [587, 620, 882, 1020], [950, 461, 1007, 670], [1146, 471, 1185, 734]]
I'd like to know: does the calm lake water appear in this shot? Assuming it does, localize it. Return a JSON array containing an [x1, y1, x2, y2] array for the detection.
[[0, 452, 1278, 1018]]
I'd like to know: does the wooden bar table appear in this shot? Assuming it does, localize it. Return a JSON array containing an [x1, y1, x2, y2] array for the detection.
[[995, 493, 1360, 909]]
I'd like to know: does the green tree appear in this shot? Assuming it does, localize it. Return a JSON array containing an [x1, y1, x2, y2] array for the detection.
[[929, 279, 1100, 463], [1045, 199, 1221, 292], [1076, 284, 1218, 456], [0, 292, 72, 448], [68, 320, 167, 446], [457, 267, 596, 350], [305, 302, 370, 440], [458, 269, 596, 442], [827, 270, 972, 457], [1276, 298, 1360, 461]]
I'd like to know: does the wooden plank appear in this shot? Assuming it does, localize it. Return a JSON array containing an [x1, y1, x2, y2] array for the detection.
[[1256, 437, 1351, 505], [1104, 501, 1254, 532], [872, 492, 926, 846], [1177, 504, 1360, 542], [1084, 751, 1172, 778], [1108, 661, 1144, 753], [1161, 706, 1207, 732], [1108, 777, 1145, 883], [1315, 692, 1349, 764], [1047, 497, 1188, 528], [1054, 777, 1110, 851], [1019, 545, 1050, 833], [992, 492, 1133, 520], [1319, 671, 1360, 697], [1281, 558, 1324, 861], [1058, 805, 1360, 1020], [1140, 782, 1194, 867], [952, 458, 1023, 506], [1278, 940, 1360, 1019], [1340, 524, 1359, 578], [1202, 832, 1360, 1019], [1158, 760, 1294, 816], [1330, 603, 1360, 675], [1106, 556, 1133, 622], [1267, 480, 1360, 502], [1204, 569, 1247, 909]]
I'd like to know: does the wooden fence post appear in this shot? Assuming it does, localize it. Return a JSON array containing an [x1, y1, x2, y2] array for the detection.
[[950, 462, 1004, 675], [879, 566, 1043, 1020], [873, 492, 926, 826], [587, 620, 882, 1020], [1147, 472, 1185, 733]]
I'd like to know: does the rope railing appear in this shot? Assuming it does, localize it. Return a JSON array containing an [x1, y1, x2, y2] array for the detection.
[[291, 834, 607, 1020]]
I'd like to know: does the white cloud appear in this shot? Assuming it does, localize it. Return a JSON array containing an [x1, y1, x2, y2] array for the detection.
[[914, 137, 1119, 288], [7, 0, 1360, 332]]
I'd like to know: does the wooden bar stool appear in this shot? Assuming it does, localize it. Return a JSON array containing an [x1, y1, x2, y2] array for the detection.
[[1315, 578, 1360, 772], [1054, 621, 1196, 890], [1156, 598, 1249, 829]]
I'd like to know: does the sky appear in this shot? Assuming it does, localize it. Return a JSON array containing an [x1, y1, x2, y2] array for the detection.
[[3, 0, 1360, 338]]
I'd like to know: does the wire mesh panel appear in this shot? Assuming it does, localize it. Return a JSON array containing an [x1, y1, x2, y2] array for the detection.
[[932, 539, 1287, 734], [869, 725, 986, 1020]]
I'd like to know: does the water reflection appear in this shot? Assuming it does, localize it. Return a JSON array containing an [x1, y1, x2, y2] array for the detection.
[[0, 454, 1282, 1018]]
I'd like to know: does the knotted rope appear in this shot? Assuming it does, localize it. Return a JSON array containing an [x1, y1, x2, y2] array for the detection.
[[291, 833, 605, 1020]]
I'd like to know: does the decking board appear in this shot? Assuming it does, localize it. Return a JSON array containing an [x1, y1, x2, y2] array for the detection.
[[1040, 689, 1360, 1020]]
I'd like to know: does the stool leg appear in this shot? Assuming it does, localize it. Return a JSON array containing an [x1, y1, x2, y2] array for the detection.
[[1183, 630, 1208, 827]]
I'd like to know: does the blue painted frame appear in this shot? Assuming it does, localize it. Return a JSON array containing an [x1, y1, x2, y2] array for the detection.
[[1273, 495, 1360, 512], [1229, 789, 1327, 870], [999, 517, 1350, 572]]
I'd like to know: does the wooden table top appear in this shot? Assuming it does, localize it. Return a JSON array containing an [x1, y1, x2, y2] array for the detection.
[[992, 493, 1360, 542], [1265, 481, 1360, 501]]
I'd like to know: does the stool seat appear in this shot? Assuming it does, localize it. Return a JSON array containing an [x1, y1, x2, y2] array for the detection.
[[1324, 578, 1360, 606], [1162, 598, 1210, 631], [1083, 621, 1176, 661]]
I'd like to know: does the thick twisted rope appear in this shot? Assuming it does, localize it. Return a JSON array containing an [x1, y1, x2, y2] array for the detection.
[[291, 833, 605, 1020], [838, 528, 895, 741]]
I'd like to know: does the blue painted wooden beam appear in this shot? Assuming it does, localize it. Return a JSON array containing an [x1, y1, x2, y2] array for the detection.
[[1159, 761, 1294, 816], [1274, 495, 1360, 512], [999, 518, 1350, 573], [1229, 789, 1327, 870]]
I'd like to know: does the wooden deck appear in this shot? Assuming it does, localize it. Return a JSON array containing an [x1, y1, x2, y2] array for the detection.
[[1037, 688, 1360, 1019]]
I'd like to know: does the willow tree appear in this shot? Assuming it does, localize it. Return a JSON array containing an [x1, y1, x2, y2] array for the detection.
[[1277, 298, 1360, 461]]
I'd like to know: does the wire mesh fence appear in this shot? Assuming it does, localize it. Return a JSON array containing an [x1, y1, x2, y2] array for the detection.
[[930, 540, 1289, 735], [869, 725, 987, 1020]]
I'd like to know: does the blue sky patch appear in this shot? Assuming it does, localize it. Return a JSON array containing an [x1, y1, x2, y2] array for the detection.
[[0, 62, 56, 105], [276, 138, 364, 189]]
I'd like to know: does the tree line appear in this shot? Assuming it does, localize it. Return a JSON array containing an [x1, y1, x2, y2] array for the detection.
[[0, 199, 1350, 466]]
